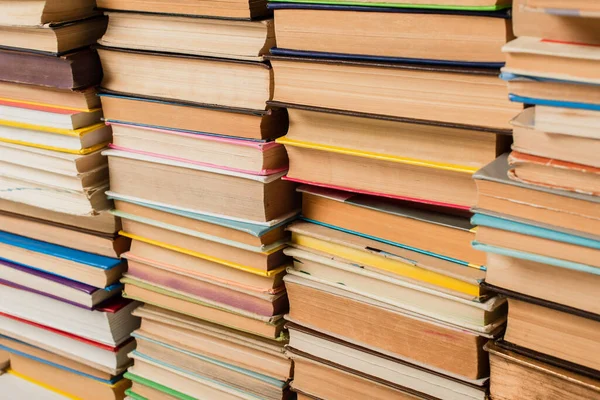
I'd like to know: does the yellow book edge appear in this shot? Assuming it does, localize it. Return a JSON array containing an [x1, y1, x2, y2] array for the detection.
[[120, 231, 287, 278], [0, 138, 108, 155], [277, 136, 477, 174], [292, 233, 480, 297], [0, 120, 106, 137], [0, 97, 98, 112], [7, 369, 80, 399]]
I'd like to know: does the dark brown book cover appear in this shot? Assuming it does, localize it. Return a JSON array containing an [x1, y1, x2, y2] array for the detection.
[[0, 48, 102, 89]]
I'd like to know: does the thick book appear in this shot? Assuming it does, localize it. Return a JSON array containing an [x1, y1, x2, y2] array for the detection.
[[134, 305, 291, 381], [0, 101, 102, 130], [96, 0, 271, 19], [110, 195, 290, 247], [513, 0, 600, 45], [99, 92, 287, 141], [503, 37, 600, 85], [473, 212, 600, 269], [288, 221, 486, 299], [98, 46, 272, 110], [0, 0, 97, 26], [268, 55, 520, 129], [473, 154, 600, 237], [279, 136, 477, 209], [0, 48, 102, 90], [486, 341, 600, 400], [297, 185, 483, 263], [0, 16, 108, 54], [508, 151, 600, 196], [0, 81, 100, 111], [484, 252, 600, 315], [511, 108, 600, 168], [109, 122, 288, 176], [270, 4, 511, 65], [0, 230, 124, 288], [287, 323, 488, 400], [285, 274, 498, 380], [105, 149, 299, 223], [99, 12, 274, 61]]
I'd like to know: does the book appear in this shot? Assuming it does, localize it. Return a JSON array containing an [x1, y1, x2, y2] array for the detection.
[[99, 93, 287, 141], [269, 56, 520, 129], [281, 104, 511, 170], [111, 197, 289, 248], [115, 210, 287, 271], [0, 81, 100, 111], [0, 48, 102, 90], [298, 185, 483, 263], [133, 334, 288, 400], [8, 353, 130, 400], [0, 209, 128, 258], [0, 120, 111, 154], [484, 252, 600, 315], [503, 297, 600, 372], [0, 335, 114, 381], [285, 247, 504, 331], [533, 105, 600, 139], [285, 274, 494, 380], [269, 0, 511, 11], [0, 284, 138, 346], [508, 151, 600, 195], [511, 108, 600, 168], [122, 277, 286, 340], [125, 374, 194, 400], [487, 341, 600, 400], [270, 4, 511, 65], [98, 46, 272, 110], [503, 37, 600, 85], [99, 12, 274, 61], [473, 154, 600, 237], [280, 137, 477, 209], [0, 102, 102, 130], [134, 305, 291, 381], [520, 0, 600, 16], [109, 122, 288, 175], [288, 348, 427, 400], [473, 213, 600, 269], [126, 259, 287, 316], [0, 312, 135, 374], [105, 149, 299, 223], [0, 0, 97, 26], [96, 0, 271, 19], [287, 323, 488, 400], [288, 221, 486, 298], [0, 201, 120, 235], [124, 242, 286, 293], [0, 259, 121, 309], [1, 369, 78, 400], [0, 230, 124, 288], [0, 16, 108, 54], [513, 0, 600, 44]]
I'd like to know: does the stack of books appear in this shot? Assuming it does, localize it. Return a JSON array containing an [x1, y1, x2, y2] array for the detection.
[[269, 0, 516, 399], [470, 1, 600, 399], [0, 1, 139, 399], [94, 0, 298, 398]]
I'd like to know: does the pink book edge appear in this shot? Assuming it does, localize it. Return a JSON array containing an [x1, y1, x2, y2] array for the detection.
[[0, 99, 84, 115], [282, 176, 470, 211], [108, 144, 288, 176], [125, 253, 285, 295], [106, 121, 281, 150]]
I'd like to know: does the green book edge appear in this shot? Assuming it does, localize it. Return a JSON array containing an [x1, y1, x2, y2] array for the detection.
[[125, 372, 198, 400], [124, 389, 148, 400], [269, 0, 510, 11]]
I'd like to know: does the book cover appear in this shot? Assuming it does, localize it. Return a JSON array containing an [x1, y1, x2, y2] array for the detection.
[[0, 231, 122, 270]]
